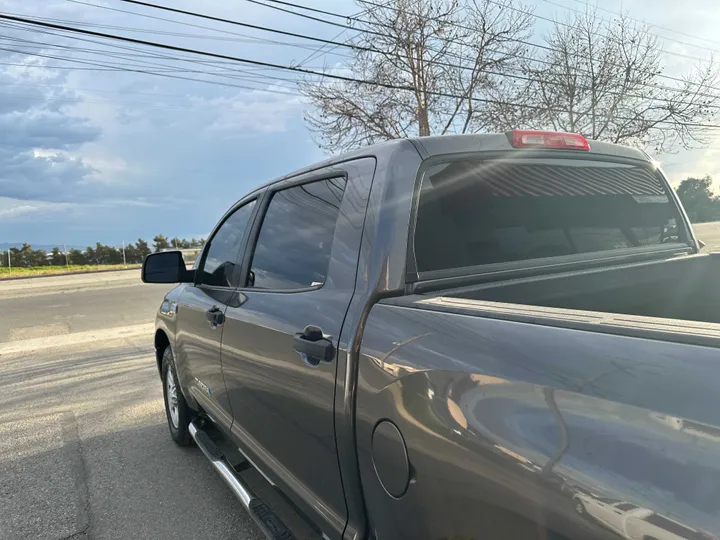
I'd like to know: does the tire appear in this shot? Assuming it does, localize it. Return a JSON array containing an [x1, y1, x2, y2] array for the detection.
[[161, 346, 193, 446], [574, 500, 587, 517]]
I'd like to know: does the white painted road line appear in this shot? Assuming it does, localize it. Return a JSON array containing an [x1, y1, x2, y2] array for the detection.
[[0, 323, 154, 355]]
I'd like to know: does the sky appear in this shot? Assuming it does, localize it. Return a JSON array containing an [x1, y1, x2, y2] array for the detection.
[[1, 0, 719, 246]]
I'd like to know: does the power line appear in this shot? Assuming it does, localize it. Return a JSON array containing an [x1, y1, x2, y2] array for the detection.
[[1, 41, 304, 89], [0, 41, 302, 95], [95, 0, 519, 80], [107, 0, 720, 105], [0, 42, 304, 91], [65, 0, 356, 72], [254, 0, 361, 21], [0, 31, 302, 81], [114, 0, 383, 53], [487, 0, 717, 66], [5, 9, 321, 45], [3, 11, 720, 130], [232, 0, 720, 105], [0, 23, 329, 71], [0, 22, 307, 88], [3, 80, 212, 98], [0, 60, 127, 71], [115, 0, 536, 76], [0, 89, 305, 111], [550, 0, 720, 55], [64, 0, 353, 59], [241, 0, 384, 37], [291, 0, 392, 68], [352, 0, 719, 91], [10, 4, 720, 116], [6, 7, 539, 85], [535, 0, 720, 66], [0, 13, 579, 113]]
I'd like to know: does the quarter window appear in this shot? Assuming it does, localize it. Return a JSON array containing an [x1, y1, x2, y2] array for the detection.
[[248, 178, 347, 290]]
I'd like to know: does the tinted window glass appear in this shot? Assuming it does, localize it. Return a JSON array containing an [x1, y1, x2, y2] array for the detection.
[[615, 503, 638, 511], [414, 159, 683, 273], [249, 178, 346, 289], [198, 200, 256, 287]]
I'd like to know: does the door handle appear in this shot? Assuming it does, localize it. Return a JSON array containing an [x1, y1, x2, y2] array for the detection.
[[205, 306, 225, 329], [293, 325, 335, 367]]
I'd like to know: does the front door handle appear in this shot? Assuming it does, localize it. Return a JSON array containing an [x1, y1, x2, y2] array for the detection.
[[293, 325, 334, 367], [205, 306, 225, 329]]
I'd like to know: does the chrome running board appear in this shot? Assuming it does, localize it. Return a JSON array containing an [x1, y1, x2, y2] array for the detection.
[[189, 421, 295, 540]]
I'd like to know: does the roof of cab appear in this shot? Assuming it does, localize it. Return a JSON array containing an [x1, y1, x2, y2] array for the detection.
[[250, 132, 651, 197], [409, 132, 651, 162]]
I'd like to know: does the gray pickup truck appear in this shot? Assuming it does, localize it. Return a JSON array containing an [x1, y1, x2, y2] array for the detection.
[[143, 131, 720, 540]]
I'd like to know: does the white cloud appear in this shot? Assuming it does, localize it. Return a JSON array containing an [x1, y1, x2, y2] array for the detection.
[[192, 87, 306, 137], [0, 197, 75, 221]]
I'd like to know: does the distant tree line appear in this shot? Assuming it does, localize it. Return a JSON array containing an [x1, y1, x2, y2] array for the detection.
[[0, 235, 205, 268]]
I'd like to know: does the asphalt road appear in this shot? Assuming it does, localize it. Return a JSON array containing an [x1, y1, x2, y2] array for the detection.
[[0, 272, 273, 540], [0, 281, 168, 343]]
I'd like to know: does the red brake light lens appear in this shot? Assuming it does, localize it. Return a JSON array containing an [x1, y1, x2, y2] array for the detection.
[[511, 130, 590, 151]]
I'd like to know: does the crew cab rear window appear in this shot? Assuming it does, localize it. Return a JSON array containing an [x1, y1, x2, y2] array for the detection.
[[248, 178, 347, 290], [414, 157, 683, 273]]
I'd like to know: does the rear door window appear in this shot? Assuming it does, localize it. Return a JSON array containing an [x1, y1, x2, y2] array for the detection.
[[414, 158, 683, 273], [247, 178, 347, 290]]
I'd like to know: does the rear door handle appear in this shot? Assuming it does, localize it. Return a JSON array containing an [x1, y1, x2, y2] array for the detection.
[[205, 306, 225, 329], [293, 325, 334, 367]]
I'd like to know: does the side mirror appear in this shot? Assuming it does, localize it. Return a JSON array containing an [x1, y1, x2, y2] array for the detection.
[[698, 239, 706, 250], [142, 251, 189, 284]]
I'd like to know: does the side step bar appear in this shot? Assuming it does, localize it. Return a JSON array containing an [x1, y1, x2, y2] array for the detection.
[[189, 421, 296, 540]]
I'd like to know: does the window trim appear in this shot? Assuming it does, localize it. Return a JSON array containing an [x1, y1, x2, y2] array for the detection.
[[237, 171, 349, 294], [405, 150, 693, 286], [194, 196, 260, 290]]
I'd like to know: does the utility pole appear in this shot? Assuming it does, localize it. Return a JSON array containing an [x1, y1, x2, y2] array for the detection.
[[64, 244, 69, 269], [122, 241, 127, 268], [7, 249, 11, 275]]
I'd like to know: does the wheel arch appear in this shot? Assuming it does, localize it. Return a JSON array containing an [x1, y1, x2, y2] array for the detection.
[[154, 328, 170, 375]]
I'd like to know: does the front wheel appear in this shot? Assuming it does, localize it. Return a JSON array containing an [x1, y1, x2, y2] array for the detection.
[[161, 346, 193, 446], [575, 500, 587, 516]]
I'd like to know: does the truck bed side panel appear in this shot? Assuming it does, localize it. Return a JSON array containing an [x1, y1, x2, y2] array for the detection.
[[357, 302, 720, 540]]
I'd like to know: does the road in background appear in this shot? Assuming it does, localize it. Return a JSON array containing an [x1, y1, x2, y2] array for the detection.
[[693, 221, 720, 251], [0, 272, 278, 540], [0, 272, 168, 343]]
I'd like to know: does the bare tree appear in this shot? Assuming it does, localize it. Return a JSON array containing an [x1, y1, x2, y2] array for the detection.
[[487, 9, 720, 152], [301, 0, 534, 153]]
